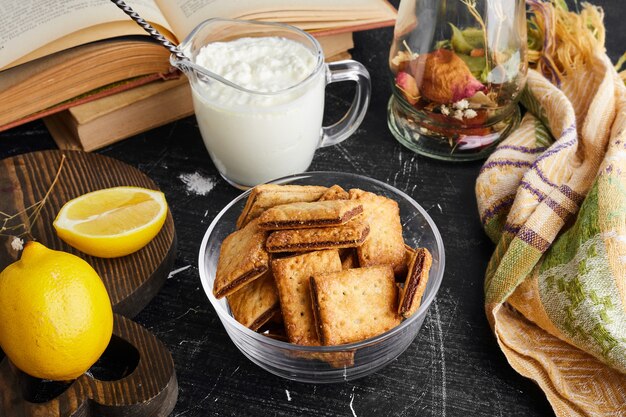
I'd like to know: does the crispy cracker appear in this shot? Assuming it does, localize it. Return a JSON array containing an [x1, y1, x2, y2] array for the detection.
[[271, 250, 342, 345], [258, 200, 363, 230], [350, 189, 405, 274], [266, 220, 370, 253], [227, 271, 280, 331], [398, 248, 433, 318], [236, 184, 328, 229], [309, 266, 401, 345], [213, 219, 269, 299], [318, 184, 349, 201]]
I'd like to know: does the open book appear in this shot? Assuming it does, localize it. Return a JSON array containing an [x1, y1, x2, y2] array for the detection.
[[0, 0, 396, 131]]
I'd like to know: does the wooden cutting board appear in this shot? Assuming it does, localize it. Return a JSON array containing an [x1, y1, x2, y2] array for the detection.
[[0, 150, 178, 416], [0, 150, 176, 317], [0, 314, 178, 417]]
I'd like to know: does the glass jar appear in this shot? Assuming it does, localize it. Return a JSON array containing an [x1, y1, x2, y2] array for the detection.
[[387, 0, 528, 161]]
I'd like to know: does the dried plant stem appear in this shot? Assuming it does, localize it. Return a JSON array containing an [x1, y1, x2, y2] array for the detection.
[[526, 0, 605, 82], [460, 0, 490, 73], [403, 40, 414, 56], [0, 155, 66, 240]]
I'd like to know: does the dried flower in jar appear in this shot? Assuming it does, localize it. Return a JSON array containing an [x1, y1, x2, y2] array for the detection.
[[395, 72, 420, 105], [411, 49, 484, 104]]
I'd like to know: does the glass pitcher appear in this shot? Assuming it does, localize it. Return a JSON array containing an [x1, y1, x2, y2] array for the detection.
[[171, 19, 371, 189]]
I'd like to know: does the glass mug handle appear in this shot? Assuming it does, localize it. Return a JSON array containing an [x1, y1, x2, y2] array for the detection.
[[319, 60, 371, 148]]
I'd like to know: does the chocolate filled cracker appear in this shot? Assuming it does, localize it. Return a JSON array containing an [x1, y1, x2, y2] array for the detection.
[[265, 220, 370, 253], [227, 271, 280, 331], [398, 247, 433, 318], [271, 250, 342, 345], [258, 200, 363, 230], [309, 266, 401, 345], [349, 188, 406, 274], [236, 184, 328, 229], [213, 218, 269, 299]]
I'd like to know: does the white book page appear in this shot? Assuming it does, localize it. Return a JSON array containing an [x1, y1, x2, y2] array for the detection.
[[156, 0, 395, 40], [0, 0, 173, 70]]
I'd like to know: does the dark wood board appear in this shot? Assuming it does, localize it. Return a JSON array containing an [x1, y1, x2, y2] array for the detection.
[[0, 150, 176, 318], [0, 314, 178, 417]]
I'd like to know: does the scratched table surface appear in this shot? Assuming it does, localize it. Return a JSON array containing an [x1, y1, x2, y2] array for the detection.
[[1, 1, 623, 416]]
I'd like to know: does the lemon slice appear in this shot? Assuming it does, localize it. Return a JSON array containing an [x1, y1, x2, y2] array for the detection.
[[53, 186, 168, 258]]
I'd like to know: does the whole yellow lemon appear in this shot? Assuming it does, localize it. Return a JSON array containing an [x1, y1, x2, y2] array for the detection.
[[0, 241, 113, 381]]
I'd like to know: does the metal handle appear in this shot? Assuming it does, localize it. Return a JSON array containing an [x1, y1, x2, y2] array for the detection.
[[110, 0, 186, 61]]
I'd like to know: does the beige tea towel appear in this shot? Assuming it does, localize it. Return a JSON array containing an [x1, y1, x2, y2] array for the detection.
[[475, 1, 626, 415]]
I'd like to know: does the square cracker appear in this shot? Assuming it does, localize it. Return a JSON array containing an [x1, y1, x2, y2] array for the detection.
[[227, 271, 280, 331], [398, 247, 433, 318], [236, 184, 328, 229], [265, 220, 370, 253], [350, 189, 405, 274], [258, 200, 363, 230], [318, 184, 349, 201], [213, 218, 269, 299], [309, 266, 401, 345], [271, 249, 342, 345]]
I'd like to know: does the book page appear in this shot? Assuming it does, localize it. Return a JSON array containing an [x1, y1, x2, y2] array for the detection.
[[0, 0, 174, 70], [156, 0, 396, 40]]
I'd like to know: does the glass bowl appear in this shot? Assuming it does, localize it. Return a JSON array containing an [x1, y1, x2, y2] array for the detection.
[[198, 171, 445, 383]]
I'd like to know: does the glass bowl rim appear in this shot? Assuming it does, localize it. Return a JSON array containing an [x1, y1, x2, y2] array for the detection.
[[198, 171, 446, 353]]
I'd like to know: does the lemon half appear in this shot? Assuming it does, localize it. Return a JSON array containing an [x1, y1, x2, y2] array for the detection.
[[53, 186, 168, 258]]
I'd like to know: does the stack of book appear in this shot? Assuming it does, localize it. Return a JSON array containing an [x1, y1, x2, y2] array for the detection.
[[0, 0, 396, 151]]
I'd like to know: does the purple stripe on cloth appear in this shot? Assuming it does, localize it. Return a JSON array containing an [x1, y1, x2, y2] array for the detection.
[[559, 184, 585, 205], [517, 225, 550, 252], [544, 196, 571, 221], [535, 136, 577, 164], [481, 194, 515, 224], [520, 180, 547, 201], [479, 160, 533, 175], [532, 166, 558, 188], [526, 127, 577, 189], [502, 223, 522, 235], [496, 145, 548, 154]]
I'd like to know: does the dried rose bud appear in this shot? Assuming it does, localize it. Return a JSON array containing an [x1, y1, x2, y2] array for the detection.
[[395, 71, 420, 105], [411, 49, 485, 104]]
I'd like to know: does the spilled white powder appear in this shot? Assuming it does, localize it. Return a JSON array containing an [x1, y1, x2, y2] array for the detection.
[[179, 172, 215, 196], [167, 265, 192, 279]]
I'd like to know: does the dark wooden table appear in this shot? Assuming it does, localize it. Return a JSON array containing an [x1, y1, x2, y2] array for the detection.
[[1, 1, 623, 416]]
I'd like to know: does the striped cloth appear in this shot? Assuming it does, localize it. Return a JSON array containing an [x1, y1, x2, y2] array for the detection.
[[475, 40, 626, 417]]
